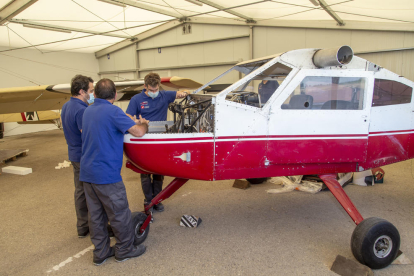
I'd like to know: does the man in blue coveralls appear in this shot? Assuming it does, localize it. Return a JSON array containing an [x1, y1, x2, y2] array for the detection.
[[126, 72, 187, 214], [61, 75, 94, 238], [80, 78, 149, 265]]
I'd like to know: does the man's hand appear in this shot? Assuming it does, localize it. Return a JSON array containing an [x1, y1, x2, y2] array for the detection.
[[176, 90, 189, 99], [135, 115, 149, 126], [128, 115, 149, 137]]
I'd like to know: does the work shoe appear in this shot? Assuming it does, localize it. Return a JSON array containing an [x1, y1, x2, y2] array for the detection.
[[115, 245, 146, 263], [153, 202, 164, 212], [93, 247, 115, 266], [78, 229, 89, 238]]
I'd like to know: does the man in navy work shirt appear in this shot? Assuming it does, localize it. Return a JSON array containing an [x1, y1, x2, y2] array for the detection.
[[258, 80, 279, 104], [61, 74, 94, 238], [80, 79, 149, 265], [126, 72, 187, 214]]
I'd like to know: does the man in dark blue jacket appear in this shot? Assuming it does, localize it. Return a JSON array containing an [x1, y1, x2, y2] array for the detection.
[[81, 78, 149, 265], [61, 75, 94, 238], [258, 80, 279, 104], [126, 73, 187, 214]]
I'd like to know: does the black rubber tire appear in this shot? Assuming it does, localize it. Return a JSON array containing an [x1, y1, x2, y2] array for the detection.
[[132, 212, 150, 246], [351, 217, 400, 269], [246, 178, 268, 184]]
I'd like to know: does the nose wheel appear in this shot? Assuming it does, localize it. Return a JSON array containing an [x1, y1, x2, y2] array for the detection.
[[351, 217, 400, 269], [132, 212, 150, 245]]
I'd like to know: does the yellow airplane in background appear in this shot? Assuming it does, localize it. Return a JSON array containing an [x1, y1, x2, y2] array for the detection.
[[0, 76, 203, 138], [0, 76, 203, 134]]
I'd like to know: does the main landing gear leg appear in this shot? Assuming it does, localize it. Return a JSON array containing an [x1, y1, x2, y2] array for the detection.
[[133, 178, 189, 245], [319, 174, 400, 269]]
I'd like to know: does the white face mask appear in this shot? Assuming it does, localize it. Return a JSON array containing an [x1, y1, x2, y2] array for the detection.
[[148, 90, 159, 99], [87, 93, 95, 104]]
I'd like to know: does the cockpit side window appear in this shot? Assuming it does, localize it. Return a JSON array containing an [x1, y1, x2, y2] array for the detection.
[[372, 79, 412, 106], [282, 76, 366, 110], [225, 62, 292, 108]]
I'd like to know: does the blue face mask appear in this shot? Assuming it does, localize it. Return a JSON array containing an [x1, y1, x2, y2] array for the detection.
[[148, 90, 159, 99], [87, 93, 95, 104]]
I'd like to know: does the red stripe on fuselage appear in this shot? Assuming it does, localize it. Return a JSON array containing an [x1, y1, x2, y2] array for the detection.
[[130, 137, 213, 142], [369, 129, 414, 135], [217, 134, 367, 140]]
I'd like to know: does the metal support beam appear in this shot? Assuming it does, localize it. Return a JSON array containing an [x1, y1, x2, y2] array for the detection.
[[138, 61, 238, 72], [189, 17, 414, 32], [108, 0, 180, 18], [355, 46, 414, 55], [249, 26, 253, 59], [0, 0, 38, 25], [95, 20, 182, 58], [98, 69, 138, 75], [197, 0, 255, 22], [137, 34, 249, 51], [10, 19, 132, 39], [318, 0, 345, 26]]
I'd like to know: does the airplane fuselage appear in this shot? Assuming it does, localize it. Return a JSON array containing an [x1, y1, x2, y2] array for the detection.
[[124, 47, 414, 181]]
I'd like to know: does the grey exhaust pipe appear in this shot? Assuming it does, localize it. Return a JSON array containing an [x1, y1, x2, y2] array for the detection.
[[313, 45, 353, 68]]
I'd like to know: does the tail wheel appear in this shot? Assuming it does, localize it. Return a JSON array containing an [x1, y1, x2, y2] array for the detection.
[[351, 217, 400, 269], [246, 178, 268, 184], [132, 212, 150, 245]]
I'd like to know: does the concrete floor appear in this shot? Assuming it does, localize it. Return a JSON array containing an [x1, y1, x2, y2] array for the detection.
[[0, 129, 413, 276]]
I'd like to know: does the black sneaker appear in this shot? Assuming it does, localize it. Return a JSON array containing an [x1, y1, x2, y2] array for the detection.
[[78, 229, 89, 238], [153, 203, 164, 212], [115, 245, 146, 263], [93, 247, 115, 266]]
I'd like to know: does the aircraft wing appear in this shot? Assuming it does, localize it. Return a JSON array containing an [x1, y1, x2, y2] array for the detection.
[[0, 85, 69, 115], [0, 77, 203, 115]]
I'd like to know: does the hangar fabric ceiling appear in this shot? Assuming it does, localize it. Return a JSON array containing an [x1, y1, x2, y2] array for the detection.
[[0, 0, 413, 54]]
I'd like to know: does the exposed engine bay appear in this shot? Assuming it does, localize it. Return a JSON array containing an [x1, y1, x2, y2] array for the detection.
[[166, 94, 215, 133]]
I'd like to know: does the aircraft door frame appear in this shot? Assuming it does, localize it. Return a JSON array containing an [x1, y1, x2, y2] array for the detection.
[[266, 69, 374, 166]]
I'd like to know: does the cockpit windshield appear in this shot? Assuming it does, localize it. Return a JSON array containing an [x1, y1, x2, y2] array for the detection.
[[194, 57, 292, 108]]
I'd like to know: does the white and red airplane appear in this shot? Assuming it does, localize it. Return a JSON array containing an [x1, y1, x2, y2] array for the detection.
[[124, 46, 413, 269]]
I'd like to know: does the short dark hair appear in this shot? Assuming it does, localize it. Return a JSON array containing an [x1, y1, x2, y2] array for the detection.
[[95, 78, 116, 100], [144, 72, 161, 87], [70, 75, 93, 96]]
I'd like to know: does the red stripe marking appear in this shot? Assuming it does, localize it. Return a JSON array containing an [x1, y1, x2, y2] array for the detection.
[[130, 137, 214, 142], [369, 129, 414, 135], [217, 134, 367, 139], [20, 113, 26, 122]]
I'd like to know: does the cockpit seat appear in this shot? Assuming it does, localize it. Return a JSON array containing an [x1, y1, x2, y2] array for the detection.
[[282, 94, 313, 109]]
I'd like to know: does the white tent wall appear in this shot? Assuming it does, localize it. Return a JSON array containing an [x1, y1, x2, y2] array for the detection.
[[96, 23, 414, 85], [98, 44, 137, 79], [358, 50, 414, 81], [97, 23, 250, 85], [0, 46, 99, 137]]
